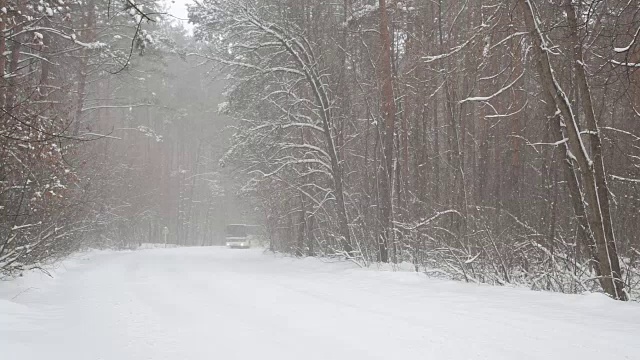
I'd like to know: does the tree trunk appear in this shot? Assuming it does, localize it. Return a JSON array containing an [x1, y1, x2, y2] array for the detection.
[[518, 0, 626, 300], [0, 0, 6, 107], [564, 0, 625, 298], [377, 0, 396, 263]]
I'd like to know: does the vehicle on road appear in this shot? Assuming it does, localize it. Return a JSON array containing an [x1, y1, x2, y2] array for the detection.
[[225, 224, 250, 249]]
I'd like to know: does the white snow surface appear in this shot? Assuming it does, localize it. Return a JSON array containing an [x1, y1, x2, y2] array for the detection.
[[2, 247, 640, 360]]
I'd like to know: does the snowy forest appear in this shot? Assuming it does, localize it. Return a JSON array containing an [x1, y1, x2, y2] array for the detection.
[[1, 0, 640, 302]]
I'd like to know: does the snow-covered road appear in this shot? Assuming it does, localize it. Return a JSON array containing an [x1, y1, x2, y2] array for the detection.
[[2, 247, 640, 360]]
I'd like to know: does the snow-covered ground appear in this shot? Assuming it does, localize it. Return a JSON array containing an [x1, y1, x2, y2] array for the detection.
[[2, 247, 639, 360]]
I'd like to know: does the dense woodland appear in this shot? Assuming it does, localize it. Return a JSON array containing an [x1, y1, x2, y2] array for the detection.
[[0, 0, 245, 277], [1, 0, 639, 301]]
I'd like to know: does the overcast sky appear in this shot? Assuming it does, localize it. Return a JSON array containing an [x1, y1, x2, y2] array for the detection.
[[165, 0, 192, 27]]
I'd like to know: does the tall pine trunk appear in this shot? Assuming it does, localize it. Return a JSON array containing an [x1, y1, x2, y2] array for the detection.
[[377, 0, 396, 263]]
